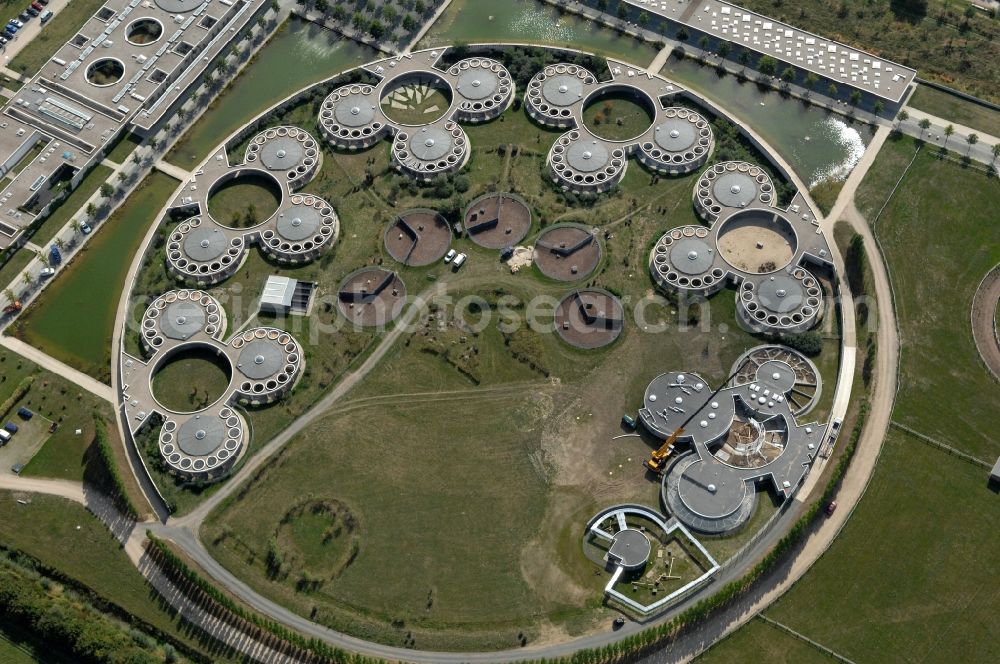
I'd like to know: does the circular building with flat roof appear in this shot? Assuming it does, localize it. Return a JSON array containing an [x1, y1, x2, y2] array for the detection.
[[260, 194, 339, 265], [525, 64, 596, 128], [464, 193, 532, 249], [554, 289, 624, 349], [391, 122, 469, 181], [637, 108, 714, 175], [166, 218, 247, 285], [694, 161, 775, 222], [449, 57, 515, 123], [662, 453, 756, 535], [158, 406, 247, 482], [738, 267, 824, 334], [318, 84, 388, 150], [384, 209, 452, 266], [244, 126, 322, 190], [230, 327, 303, 405], [337, 267, 407, 327], [533, 224, 601, 281], [649, 225, 728, 297], [140, 290, 226, 352], [548, 130, 627, 193]]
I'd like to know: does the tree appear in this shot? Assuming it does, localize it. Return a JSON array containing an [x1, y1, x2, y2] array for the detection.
[[617, 2, 628, 20], [332, 5, 346, 21], [597, 0, 608, 10], [22, 272, 34, 287], [827, 83, 838, 98], [918, 117, 931, 138], [718, 40, 732, 59], [70, 219, 81, 235], [992, 143, 1000, 166], [117, 171, 127, 183], [780, 67, 795, 83], [873, 100, 884, 116], [804, 72, 818, 89], [966, 133, 979, 155], [758, 55, 777, 77], [99, 183, 114, 198], [3, 288, 15, 303], [86, 203, 97, 219], [368, 19, 385, 39], [402, 14, 416, 31], [738, 48, 751, 67], [315, 0, 328, 12], [897, 109, 909, 127], [944, 123, 954, 146], [148, 137, 159, 150], [849, 90, 862, 106], [352, 11, 366, 29], [383, 5, 398, 23], [698, 34, 709, 49], [639, 11, 650, 26], [415, 0, 426, 13]]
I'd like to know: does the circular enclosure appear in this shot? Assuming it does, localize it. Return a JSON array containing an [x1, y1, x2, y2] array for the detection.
[[125, 18, 164, 45], [534, 224, 602, 281], [582, 87, 655, 142], [717, 209, 798, 274], [379, 72, 453, 125], [384, 210, 452, 266], [151, 346, 233, 414], [336, 268, 407, 327], [464, 193, 532, 249], [207, 170, 283, 229], [86, 58, 125, 87], [554, 289, 625, 349]]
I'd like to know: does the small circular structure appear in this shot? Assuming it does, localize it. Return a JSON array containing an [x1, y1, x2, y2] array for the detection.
[[153, 0, 202, 11], [158, 407, 247, 482], [449, 57, 515, 123], [391, 122, 469, 181], [548, 130, 627, 193], [85, 58, 125, 87], [638, 108, 714, 175], [694, 161, 775, 222], [737, 267, 825, 334], [716, 208, 798, 274], [336, 267, 407, 327], [554, 289, 624, 349], [662, 453, 756, 535], [231, 328, 303, 405], [648, 225, 725, 297], [244, 126, 322, 189], [383, 209, 452, 266], [525, 64, 596, 128], [463, 193, 532, 249], [318, 84, 387, 151], [166, 218, 247, 286], [533, 224, 601, 281], [608, 528, 651, 570], [206, 169, 283, 229], [263, 194, 339, 265], [125, 18, 164, 46]]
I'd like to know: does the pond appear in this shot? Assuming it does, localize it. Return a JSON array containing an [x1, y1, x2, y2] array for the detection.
[[418, 0, 660, 65], [167, 19, 376, 169], [661, 55, 873, 188]]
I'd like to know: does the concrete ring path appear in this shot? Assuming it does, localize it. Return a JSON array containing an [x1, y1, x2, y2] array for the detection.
[[971, 264, 1000, 381]]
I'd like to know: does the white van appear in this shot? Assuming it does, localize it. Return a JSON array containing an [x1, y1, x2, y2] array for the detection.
[[452, 253, 467, 269], [40, 10, 53, 23], [0, 429, 10, 445]]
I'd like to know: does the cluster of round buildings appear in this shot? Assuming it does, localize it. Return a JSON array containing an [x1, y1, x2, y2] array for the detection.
[[525, 63, 715, 193], [649, 160, 832, 335], [166, 125, 339, 286], [124, 290, 304, 481], [318, 54, 514, 180]]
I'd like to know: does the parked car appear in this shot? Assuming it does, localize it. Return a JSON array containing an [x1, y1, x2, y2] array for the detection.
[[0, 429, 10, 445], [11, 462, 24, 475], [31, 2, 44, 10], [443, 248, 457, 263], [17, 407, 33, 420], [25, 7, 39, 17], [3, 422, 18, 434], [39, 9, 51, 23], [49, 244, 61, 265], [37, 0, 48, 5], [452, 252, 468, 269], [80, 221, 92, 234], [0, 36, 8, 45], [825, 501, 838, 517], [39, 266, 55, 278], [2, 28, 14, 40], [6, 23, 19, 34], [19, 11, 30, 21], [9, 18, 23, 28]]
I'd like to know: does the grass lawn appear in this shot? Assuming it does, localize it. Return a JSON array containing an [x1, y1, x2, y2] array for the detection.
[[206, 174, 282, 228], [908, 85, 1000, 137], [732, 0, 1000, 103], [767, 430, 1000, 663], [858, 135, 1000, 460], [8, 0, 107, 77], [30, 164, 114, 246], [0, 248, 34, 294], [13, 172, 179, 383], [104, 133, 142, 165], [583, 92, 655, 141], [150, 347, 232, 413], [0, 492, 243, 662], [696, 616, 831, 663], [166, 18, 375, 169]]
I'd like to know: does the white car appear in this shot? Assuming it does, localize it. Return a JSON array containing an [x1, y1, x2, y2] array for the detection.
[[443, 249, 457, 263], [9, 18, 23, 28], [452, 253, 467, 269], [80, 221, 92, 234], [39, 267, 55, 278]]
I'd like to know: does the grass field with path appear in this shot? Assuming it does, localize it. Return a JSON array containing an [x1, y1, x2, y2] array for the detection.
[[150, 348, 233, 413], [583, 91, 655, 141], [695, 616, 830, 663], [908, 86, 1000, 138], [13, 172, 179, 383]]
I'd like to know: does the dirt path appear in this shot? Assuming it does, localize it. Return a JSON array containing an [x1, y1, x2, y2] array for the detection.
[[0, 336, 114, 403], [971, 264, 1000, 381]]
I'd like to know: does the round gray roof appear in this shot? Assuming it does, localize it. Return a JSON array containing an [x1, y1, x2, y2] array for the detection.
[[334, 94, 377, 127], [677, 458, 748, 519], [183, 226, 229, 263], [176, 413, 225, 457], [609, 529, 651, 569], [275, 205, 322, 242], [714, 172, 758, 208], [456, 68, 499, 100], [160, 301, 206, 340], [236, 339, 284, 380], [154, 0, 202, 12], [409, 126, 452, 161], [566, 139, 610, 172], [756, 359, 797, 393], [670, 237, 715, 275], [259, 136, 304, 171], [540, 74, 583, 106], [757, 274, 805, 313], [654, 119, 697, 152]]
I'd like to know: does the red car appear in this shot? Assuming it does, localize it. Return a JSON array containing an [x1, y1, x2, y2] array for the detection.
[[825, 500, 838, 516], [31, 2, 43, 10]]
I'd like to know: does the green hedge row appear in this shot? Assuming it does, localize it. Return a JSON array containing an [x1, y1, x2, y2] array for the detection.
[[93, 415, 140, 519], [0, 376, 34, 418]]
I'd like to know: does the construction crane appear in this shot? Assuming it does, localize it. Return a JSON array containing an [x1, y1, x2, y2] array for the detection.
[[643, 367, 744, 475]]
